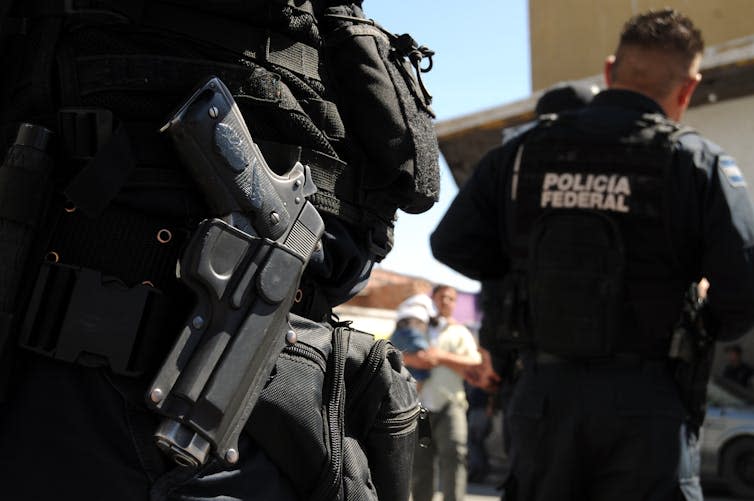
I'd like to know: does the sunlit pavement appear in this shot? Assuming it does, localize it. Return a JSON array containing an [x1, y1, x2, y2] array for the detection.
[[429, 483, 499, 500], [424, 483, 739, 500], [464, 483, 501, 500]]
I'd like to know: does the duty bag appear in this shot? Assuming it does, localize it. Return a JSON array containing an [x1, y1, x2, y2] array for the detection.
[[245, 315, 420, 501]]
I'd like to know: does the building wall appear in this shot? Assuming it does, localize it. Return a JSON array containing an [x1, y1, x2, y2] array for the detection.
[[530, 0, 754, 91], [332, 305, 398, 339], [336, 267, 482, 338], [684, 95, 754, 202], [345, 268, 432, 312]]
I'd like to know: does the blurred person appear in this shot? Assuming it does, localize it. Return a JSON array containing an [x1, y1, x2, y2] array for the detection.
[[500, 81, 599, 144], [464, 382, 499, 484], [390, 293, 438, 391], [722, 344, 754, 388], [535, 81, 599, 115], [411, 284, 482, 501], [470, 80, 598, 473]]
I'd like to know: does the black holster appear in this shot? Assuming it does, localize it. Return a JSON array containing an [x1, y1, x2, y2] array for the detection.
[[669, 284, 715, 435]]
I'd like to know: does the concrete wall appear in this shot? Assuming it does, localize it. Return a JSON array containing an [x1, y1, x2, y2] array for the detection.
[[530, 0, 754, 91], [337, 293, 482, 339], [684, 95, 754, 202], [332, 305, 398, 339]]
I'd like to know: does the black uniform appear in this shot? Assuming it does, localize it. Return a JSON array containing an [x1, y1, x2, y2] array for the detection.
[[0, 1, 436, 500], [431, 89, 754, 500]]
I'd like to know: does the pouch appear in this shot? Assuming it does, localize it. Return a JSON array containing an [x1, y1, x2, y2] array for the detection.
[[323, 6, 440, 215], [245, 316, 420, 501]]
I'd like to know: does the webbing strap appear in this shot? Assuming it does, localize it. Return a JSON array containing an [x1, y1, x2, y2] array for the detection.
[[72, 54, 343, 145], [289, 278, 332, 323], [58, 108, 189, 217], [73, 54, 255, 97], [17, 0, 322, 81], [64, 123, 135, 217], [46, 202, 189, 290], [257, 139, 393, 223], [13, 0, 146, 29], [255, 139, 394, 258], [140, 2, 322, 82]]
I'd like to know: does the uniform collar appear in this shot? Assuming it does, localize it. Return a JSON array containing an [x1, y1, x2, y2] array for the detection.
[[591, 89, 666, 116]]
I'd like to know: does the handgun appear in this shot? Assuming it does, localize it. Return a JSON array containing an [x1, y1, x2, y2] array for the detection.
[[147, 76, 324, 467]]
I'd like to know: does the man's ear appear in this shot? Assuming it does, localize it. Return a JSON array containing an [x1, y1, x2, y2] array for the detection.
[[604, 55, 616, 87], [678, 73, 702, 109]]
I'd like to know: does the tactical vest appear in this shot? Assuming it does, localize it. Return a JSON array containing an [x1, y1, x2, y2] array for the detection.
[[497, 111, 694, 358], [0, 0, 440, 332], [0, 2, 431, 498]]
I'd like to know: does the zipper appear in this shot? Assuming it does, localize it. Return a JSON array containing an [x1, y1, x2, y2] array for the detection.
[[312, 326, 347, 501], [346, 338, 388, 414], [282, 342, 326, 373], [372, 402, 423, 433]]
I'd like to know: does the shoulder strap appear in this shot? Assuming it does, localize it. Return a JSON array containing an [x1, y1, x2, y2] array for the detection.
[[670, 125, 696, 142]]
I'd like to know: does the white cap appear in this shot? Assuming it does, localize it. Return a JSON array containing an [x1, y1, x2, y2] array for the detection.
[[396, 294, 437, 324]]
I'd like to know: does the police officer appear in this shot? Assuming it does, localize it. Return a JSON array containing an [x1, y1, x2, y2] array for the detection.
[[431, 9, 754, 500], [0, 1, 437, 500]]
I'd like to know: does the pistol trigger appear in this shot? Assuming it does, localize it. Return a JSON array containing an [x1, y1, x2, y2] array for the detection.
[[300, 164, 318, 197]]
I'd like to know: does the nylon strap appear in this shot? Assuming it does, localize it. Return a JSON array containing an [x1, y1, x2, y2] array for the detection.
[[15, 0, 143, 25], [74, 54, 254, 96], [72, 53, 343, 144], [45, 203, 189, 291], [16, 0, 322, 81], [256, 139, 394, 224], [140, 2, 323, 82], [64, 124, 135, 217]]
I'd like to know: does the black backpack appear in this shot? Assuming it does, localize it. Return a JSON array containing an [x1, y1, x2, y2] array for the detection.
[[526, 211, 626, 357], [493, 111, 689, 358], [247, 316, 421, 500]]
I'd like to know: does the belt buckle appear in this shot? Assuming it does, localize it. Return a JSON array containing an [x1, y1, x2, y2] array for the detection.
[[19, 262, 156, 376]]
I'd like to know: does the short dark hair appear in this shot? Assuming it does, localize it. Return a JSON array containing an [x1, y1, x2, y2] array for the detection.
[[617, 9, 704, 65], [431, 284, 455, 296], [612, 9, 704, 97]]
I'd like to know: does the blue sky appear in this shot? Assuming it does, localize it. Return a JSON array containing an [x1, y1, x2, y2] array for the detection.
[[365, 1, 532, 292]]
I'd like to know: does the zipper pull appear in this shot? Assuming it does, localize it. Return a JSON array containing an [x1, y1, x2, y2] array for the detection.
[[417, 405, 432, 448]]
